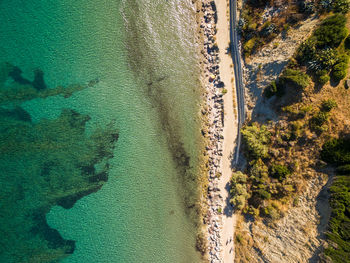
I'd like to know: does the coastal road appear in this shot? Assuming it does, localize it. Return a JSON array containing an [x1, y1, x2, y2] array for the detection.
[[229, 0, 245, 165]]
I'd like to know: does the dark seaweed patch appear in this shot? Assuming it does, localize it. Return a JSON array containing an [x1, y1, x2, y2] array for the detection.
[[9, 66, 47, 90], [8, 66, 32, 86], [31, 211, 75, 253], [32, 69, 47, 90], [57, 186, 102, 209], [0, 63, 118, 262], [0, 106, 31, 122]]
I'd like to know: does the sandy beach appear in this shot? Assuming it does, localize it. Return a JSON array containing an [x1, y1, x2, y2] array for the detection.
[[198, 0, 238, 262]]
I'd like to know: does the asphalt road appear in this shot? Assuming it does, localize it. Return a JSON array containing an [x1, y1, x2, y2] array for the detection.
[[229, 0, 245, 165]]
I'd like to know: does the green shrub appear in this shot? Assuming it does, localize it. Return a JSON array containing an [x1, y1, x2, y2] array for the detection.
[[310, 111, 330, 133], [321, 99, 337, 112], [270, 164, 291, 181], [315, 48, 339, 69], [296, 38, 317, 65], [316, 69, 328, 76], [332, 0, 350, 13], [264, 81, 279, 98], [282, 184, 294, 194], [257, 189, 271, 200], [246, 205, 260, 218], [231, 171, 248, 184], [293, 196, 300, 206], [318, 74, 330, 85], [250, 158, 269, 179], [242, 123, 271, 159], [325, 176, 350, 262], [336, 164, 350, 174], [332, 62, 348, 82], [321, 136, 350, 263], [236, 234, 243, 244], [248, 22, 257, 31], [298, 105, 313, 117], [345, 35, 350, 50], [314, 14, 348, 48], [310, 111, 330, 126], [291, 121, 304, 139], [244, 38, 256, 56], [279, 69, 311, 90], [321, 138, 350, 165], [261, 204, 281, 220], [230, 171, 249, 210], [337, 54, 350, 64]]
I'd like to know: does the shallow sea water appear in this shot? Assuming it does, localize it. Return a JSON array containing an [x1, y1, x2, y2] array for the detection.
[[0, 0, 202, 262]]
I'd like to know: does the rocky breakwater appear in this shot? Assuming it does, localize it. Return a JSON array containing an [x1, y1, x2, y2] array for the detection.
[[198, 1, 224, 262]]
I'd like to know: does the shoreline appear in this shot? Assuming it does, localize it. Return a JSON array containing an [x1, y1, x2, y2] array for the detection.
[[197, 0, 239, 262]]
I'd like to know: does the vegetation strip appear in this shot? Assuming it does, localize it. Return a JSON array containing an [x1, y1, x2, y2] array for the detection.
[[231, 1, 350, 262]]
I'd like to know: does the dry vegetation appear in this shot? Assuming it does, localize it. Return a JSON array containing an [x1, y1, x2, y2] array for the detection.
[[233, 2, 350, 262]]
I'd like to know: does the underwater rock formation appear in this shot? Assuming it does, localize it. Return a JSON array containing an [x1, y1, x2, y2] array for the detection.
[[0, 63, 118, 262]]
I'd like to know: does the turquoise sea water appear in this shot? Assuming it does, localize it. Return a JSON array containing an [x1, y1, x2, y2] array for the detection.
[[0, 0, 202, 262]]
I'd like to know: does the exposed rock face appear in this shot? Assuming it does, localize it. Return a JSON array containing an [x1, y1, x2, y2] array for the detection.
[[0, 63, 118, 262]]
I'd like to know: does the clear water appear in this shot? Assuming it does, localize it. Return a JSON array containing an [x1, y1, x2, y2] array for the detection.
[[0, 0, 202, 262]]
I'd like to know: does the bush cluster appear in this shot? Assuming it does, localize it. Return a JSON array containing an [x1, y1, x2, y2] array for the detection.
[[321, 138, 350, 165], [230, 171, 249, 210], [310, 99, 337, 133], [321, 99, 337, 112], [270, 164, 291, 181], [264, 81, 279, 98], [296, 14, 349, 84], [241, 123, 271, 159], [240, 123, 299, 220], [320, 137, 350, 262], [332, 0, 350, 13], [279, 68, 311, 90], [314, 14, 348, 48], [318, 74, 330, 85], [345, 35, 350, 50], [264, 69, 310, 98], [332, 62, 348, 82], [243, 37, 258, 56]]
